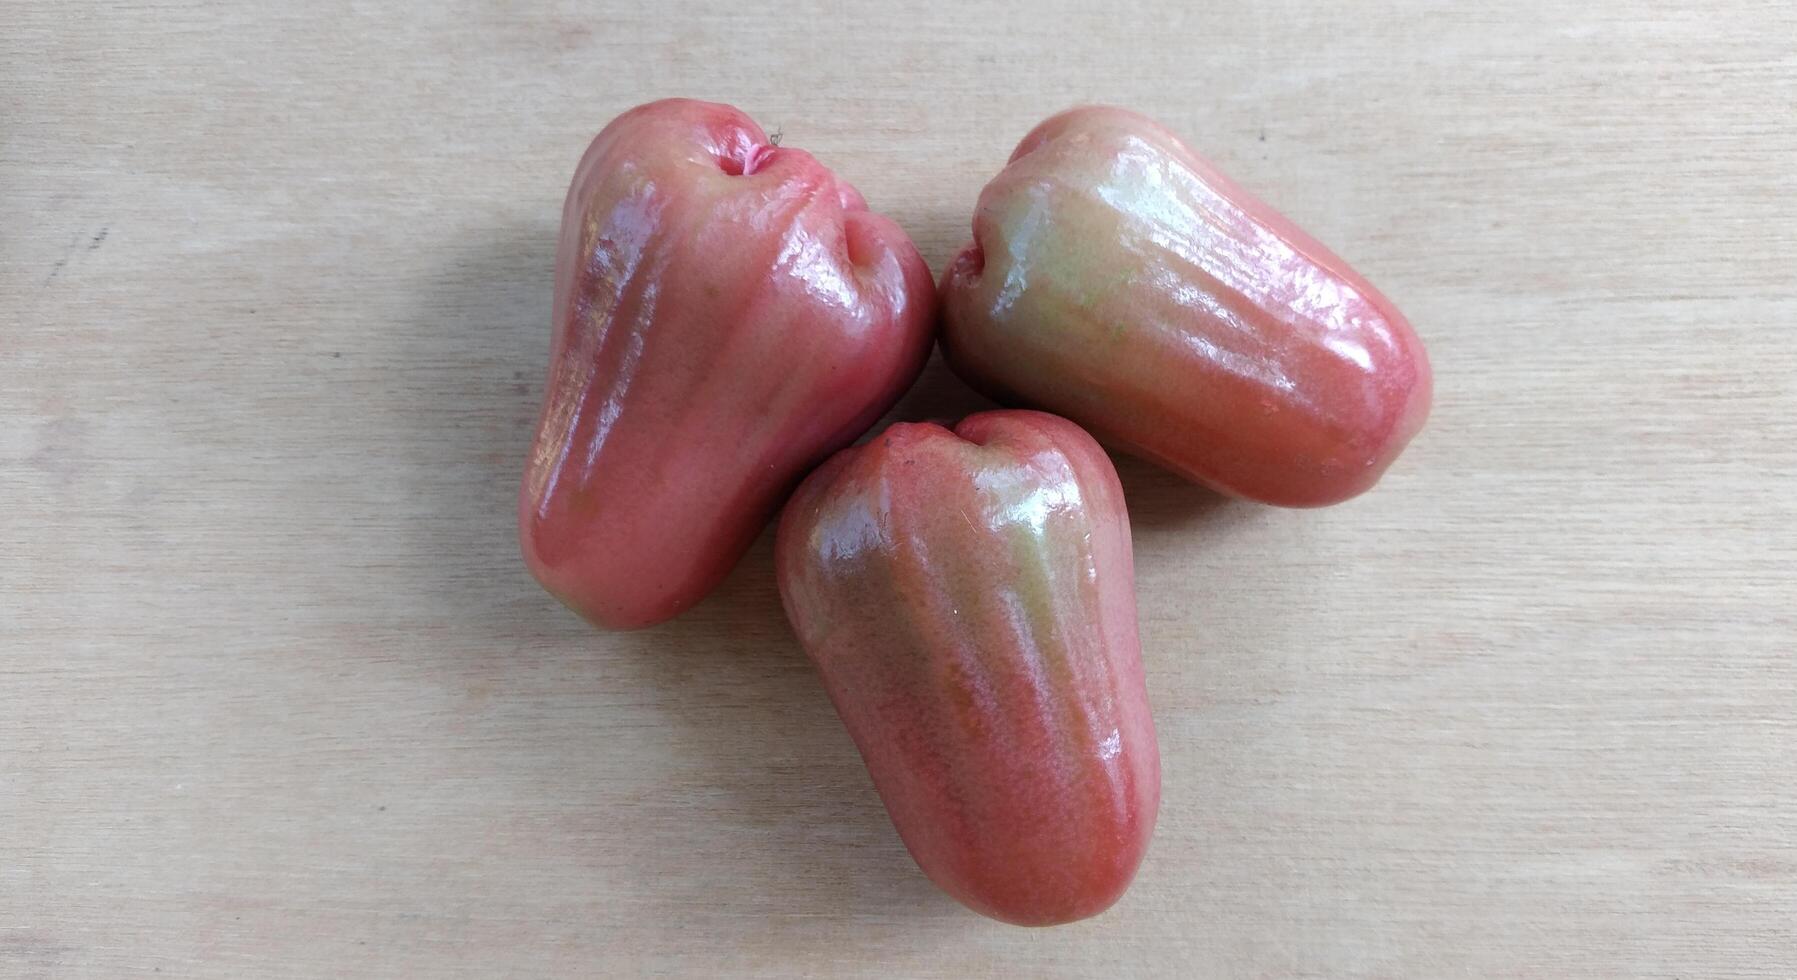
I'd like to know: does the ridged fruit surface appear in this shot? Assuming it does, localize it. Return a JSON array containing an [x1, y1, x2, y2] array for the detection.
[[521, 99, 935, 629], [777, 410, 1160, 925], [941, 106, 1431, 506]]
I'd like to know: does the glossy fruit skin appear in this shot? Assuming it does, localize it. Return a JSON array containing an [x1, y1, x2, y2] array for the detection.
[[940, 106, 1432, 507], [521, 99, 935, 629], [776, 410, 1160, 926]]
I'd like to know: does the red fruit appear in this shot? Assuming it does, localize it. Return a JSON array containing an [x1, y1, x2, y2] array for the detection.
[[776, 410, 1160, 926], [941, 106, 1432, 507], [521, 99, 935, 629]]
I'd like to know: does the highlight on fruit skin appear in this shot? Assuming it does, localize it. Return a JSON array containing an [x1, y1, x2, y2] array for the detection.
[[941, 105, 1432, 507], [519, 99, 936, 630], [776, 410, 1161, 926]]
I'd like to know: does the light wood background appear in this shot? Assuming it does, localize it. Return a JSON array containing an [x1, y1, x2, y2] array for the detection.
[[5, 2, 1794, 976]]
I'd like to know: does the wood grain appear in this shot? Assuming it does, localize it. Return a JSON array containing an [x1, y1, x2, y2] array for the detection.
[[4, 1, 1794, 976]]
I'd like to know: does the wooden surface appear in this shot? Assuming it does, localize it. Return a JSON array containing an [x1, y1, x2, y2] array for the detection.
[[5, 2, 1795, 976]]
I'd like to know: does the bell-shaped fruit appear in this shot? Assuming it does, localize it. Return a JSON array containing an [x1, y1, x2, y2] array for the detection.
[[521, 99, 935, 629], [941, 106, 1431, 507], [776, 410, 1160, 926]]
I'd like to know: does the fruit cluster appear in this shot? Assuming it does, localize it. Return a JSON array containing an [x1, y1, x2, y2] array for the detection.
[[519, 99, 1432, 926]]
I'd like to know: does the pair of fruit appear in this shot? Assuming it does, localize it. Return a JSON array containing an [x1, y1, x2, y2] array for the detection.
[[519, 99, 1432, 925]]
